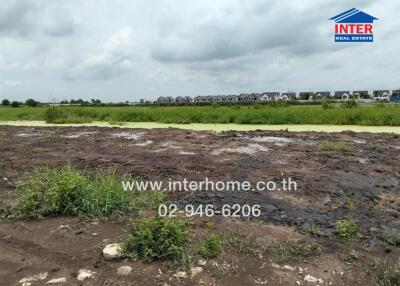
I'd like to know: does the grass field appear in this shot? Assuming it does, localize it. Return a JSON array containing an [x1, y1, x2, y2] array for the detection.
[[0, 104, 400, 126]]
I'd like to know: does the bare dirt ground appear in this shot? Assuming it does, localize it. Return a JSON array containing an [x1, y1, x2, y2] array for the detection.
[[0, 126, 399, 286]]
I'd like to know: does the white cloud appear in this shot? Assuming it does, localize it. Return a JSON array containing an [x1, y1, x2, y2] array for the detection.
[[66, 27, 136, 80]]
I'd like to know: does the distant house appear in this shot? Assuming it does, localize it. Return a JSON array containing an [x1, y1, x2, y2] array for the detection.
[[299, 92, 313, 100], [260, 92, 279, 101], [353, 91, 369, 99], [281, 92, 296, 100], [391, 90, 400, 102], [182, 96, 192, 103], [175, 96, 184, 103], [214, 95, 223, 102], [238, 94, 250, 102], [194, 96, 205, 103], [226, 95, 238, 102], [157, 96, 167, 103], [205, 96, 214, 103], [373, 90, 390, 101], [314, 92, 331, 99], [166, 96, 175, 103], [334, 91, 350, 100]]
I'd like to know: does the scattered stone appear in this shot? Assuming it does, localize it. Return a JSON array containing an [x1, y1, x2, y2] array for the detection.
[[173, 271, 187, 279], [116, 266, 132, 276], [103, 243, 123, 260], [19, 272, 48, 284], [46, 277, 67, 284], [271, 263, 280, 269], [77, 269, 96, 281], [91, 232, 99, 236], [283, 265, 295, 271], [304, 274, 323, 284], [55, 225, 71, 231], [191, 267, 203, 277], [198, 259, 207, 266]]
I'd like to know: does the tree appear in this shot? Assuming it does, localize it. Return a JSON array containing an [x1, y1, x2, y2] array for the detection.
[[1, 99, 10, 106], [25, 98, 39, 107], [11, 101, 20, 108]]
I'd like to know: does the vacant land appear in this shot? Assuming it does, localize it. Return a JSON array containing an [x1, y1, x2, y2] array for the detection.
[[1, 104, 400, 125], [0, 126, 399, 285]]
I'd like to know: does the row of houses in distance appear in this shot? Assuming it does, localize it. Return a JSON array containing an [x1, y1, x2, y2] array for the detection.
[[156, 90, 400, 104]]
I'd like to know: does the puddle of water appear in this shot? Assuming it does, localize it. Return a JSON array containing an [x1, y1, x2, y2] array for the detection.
[[15, 133, 41, 137], [212, 144, 270, 155], [111, 132, 144, 140], [61, 131, 98, 139], [241, 136, 293, 143], [2, 121, 400, 134], [178, 151, 196, 155], [134, 140, 153, 147], [160, 141, 181, 149]]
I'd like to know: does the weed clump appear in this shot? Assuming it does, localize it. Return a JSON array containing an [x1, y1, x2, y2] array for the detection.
[[320, 140, 352, 152], [335, 220, 359, 240], [198, 234, 222, 258], [14, 165, 162, 218], [376, 258, 400, 286], [121, 217, 188, 263], [341, 100, 358, 108], [274, 240, 321, 263], [44, 107, 92, 123], [306, 224, 321, 236]]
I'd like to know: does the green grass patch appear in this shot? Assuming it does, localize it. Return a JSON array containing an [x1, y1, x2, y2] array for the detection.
[[1, 104, 400, 126], [320, 140, 352, 152], [376, 258, 400, 286], [121, 217, 188, 264], [222, 231, 264, 257], [306, 224, 321, 236], [273, 240, 321, 263], [335, 220, 359, 240], [198, 234, 222, 258], [7, 165, 163, 219]]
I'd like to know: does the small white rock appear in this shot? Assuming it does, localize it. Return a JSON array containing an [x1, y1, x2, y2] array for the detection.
[[173, 271, 187, 279], [190, 267, 203, 277], [46, 277, 67, 284], [103, 243, 123, 260], [77, 269, 96, 281], [198, 259, 207, 266], [283, 265, 295, 271], [116, 266, 132, 276], [19, 272, 48, 283], [304, 274, 323, 284]]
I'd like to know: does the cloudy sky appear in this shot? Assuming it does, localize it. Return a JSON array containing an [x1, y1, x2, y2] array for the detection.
[[0, 0, 399, 102]]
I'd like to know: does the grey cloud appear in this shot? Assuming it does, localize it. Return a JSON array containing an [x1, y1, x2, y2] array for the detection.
[[0, 0, 77, 37], [0, 0, 37, 36], [151, 0, 378, 63], [65, 27, 136, 80]]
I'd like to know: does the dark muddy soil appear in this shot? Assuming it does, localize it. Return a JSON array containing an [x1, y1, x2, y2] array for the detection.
[[0, 126, 399, 286]]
